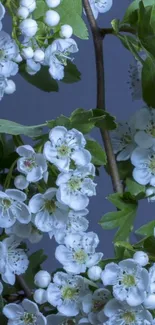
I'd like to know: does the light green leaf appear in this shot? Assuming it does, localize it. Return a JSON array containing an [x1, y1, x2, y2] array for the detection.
[[99, 193, 137, 242], [126, 178, 145, 196], [56, 0, 88, 39], [136, 220, 155, 237], [118, 35, 141, 53], [85, 139, 107, 166], [111, 19, 120, 33], [47, 115, 71, 128], [33, 0, 47, 19], [0, 120, 44, 137], [115, 241, 134, 251]]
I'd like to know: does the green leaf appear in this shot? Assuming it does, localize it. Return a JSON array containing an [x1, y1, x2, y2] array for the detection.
[[19, 65, 59, 92], [136, 220, 155, 237], [138, 3, 155, 57], [0, 314, 7, 325], [70, 109, 95, 133], [85, 139, 107, 166], [92, 110, 117, 130], [47, 115, 71, 128], [122, 0, 155, 25], [23, 250, 47, 288], [115, 241, 134, 251], [99, 193, 137, 242], [118, 35, 141, 53], [33, 0, 47, 19], [111, 19, 120, 34], [142, 56, 155, 107], [117, 160, 133, 180], [62, 61, 81, 83], [143, 236, 155, 255], [126, 178, 145, 196], [55, 0, 88, 39], [0, 120, 44, 137]]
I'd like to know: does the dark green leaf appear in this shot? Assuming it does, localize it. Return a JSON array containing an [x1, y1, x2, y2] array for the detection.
[[70, 109, 95, 133], [126, 178, 145, 196], [122, 0, 155, 25], [85, 139, 107, 166], [138, 3, 155, 57], [142, 56, 155, 107], [23, 250, 47, 289], [62, 61, 81, 83], [118, 35, 141, 52]]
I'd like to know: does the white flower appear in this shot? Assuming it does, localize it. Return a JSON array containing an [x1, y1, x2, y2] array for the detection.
[[0, 75, 7, 100], [56, 164, 96, 211], [87, 265, 102, 281], [43, 126, 91, 171], [84, 0, 113, 19], [131, 146, 155, 186], [44, 38, 78, 80], [4, 79, 16, 94], [0, 189, 30, 228], [133, 251, 149, 267], [55, 232, 103, 274], [60, 25, 73, 38], [20, 0, 36, 13], [133, 108, 155, 149], [33, 288, 47, 305], [82, 288, 111, 324], [16, 145, 47, 183], [29, 188, 68, 232], [111, 120, 136, 161], [44, 10, 60, 27], [3, 299, 47, 325], [17, 6, 29, 19], [0, 235, 29, 285], [0, 31, 19, 77], [45, 0, 61, 8], [33, 48, 45, 62], [19, 19, 38, 37], [0, 3, 5, 31], [104, 298, 153, 325], [128, 52, 146, 101], [101, 259, 149, 306], [143, 264, 155, 309], [146, 187, 155, 202], [34, 270, 51, 288], [5, 218, 43, 244], [50, 209, 89, 243], [14, 175, 29, 190], [22, 47, 34, 59], [46, 272, 89, 316], [26, 58, 41, 75]]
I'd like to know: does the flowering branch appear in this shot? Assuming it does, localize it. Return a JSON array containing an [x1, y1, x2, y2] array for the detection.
[[82, 0, 123, 193]]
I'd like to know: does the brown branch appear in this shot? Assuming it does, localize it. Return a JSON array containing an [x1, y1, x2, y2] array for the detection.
[[100, 26, 136, 38], [16, 275, 32, 298], [82, 0, 123, 193]]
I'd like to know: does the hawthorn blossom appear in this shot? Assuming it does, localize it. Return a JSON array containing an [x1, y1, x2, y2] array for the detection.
[[3, 299, 47, 325], [143, 264, 155, 309], [16, 145, 47, 183], [84, 0, 113, 19], [46, 272, 89, 316], [0, 3, 5, 30], [0, 31, 19, 77], [29, 188, 68, 232], [5, 218, 43, 243], [0, 235, 29, 285], [128, 52, 146, 101], [104, 299, 153, 325], [0, 189, 30, 228], [82, 288, 111, 324], [44, 38, 78, 80], [101, 259, 149, 306], [56, 164, 96, 211], [146, 187, 155, 202], [131, 147, 155, 186], [46, 314, 91, 325], [134, 108, 155, 149], [43, 126, 91, 171], [111, 120, 136, 161], [55, 232, 103, 274]]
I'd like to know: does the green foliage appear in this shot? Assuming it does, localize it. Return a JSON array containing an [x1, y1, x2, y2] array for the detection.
[[85, 139, 107, 166], [126, 178, 145, 198], [142, 57, 155, 108], [33, 0, 48, 19], [111, 19, 120, 34], [62, 61, 81, 83], [0, 314, 7, 325], [99, 193, 137, 242], [0, 119, 43, 137], [138, 3, 155, 58], [118, 35, 141, 53], [122, 0, 155, 25], [55, 0, 88, 39], [136, 220, 155, 237], [23, 250, 47, 289], [117, 160, 133, 180]]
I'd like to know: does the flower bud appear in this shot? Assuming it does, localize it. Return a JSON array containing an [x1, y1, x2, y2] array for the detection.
[[14, 175, 29, 190], [87, 265, 102, 281], [20, 0, 36, 13], [133, 251, 149, 266], [22, 47, 34, 59], [34, 270, 51, 288], [146, 187, 155, 197], [144, 294, 155, 309], [14, 53, 23, 63], [60, 24, 73, 38], [44, 10, 60, 27], [17, 6, 29, 19], [33, 49, 45, 62], [19, 19, 38, 37], [45, 0, 60, 8], [33, 289, 47, 304], [4, 80, 16, 95]]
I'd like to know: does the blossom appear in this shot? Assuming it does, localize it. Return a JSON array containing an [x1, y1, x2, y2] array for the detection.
[[14, 175, 29, 190], [111, 119, 136, 161], [131, 146, 155, 186], [16, 145, 47, 183], [3, 299, 47, 325], [45, 0, 61, 8], [0, 3, 5, 31], [44, 126, 91, 171], [84, 0, 113, 19], [34, 270, 51, 288], [60, 25, 73, 38], [0, 31, 19, 77], [104, 298, 153, 325], [44, 38, 78, 80], [143, 264, 155, 309], [56, 164, 96, 211], [44, 10, 60, 27], [29, 188, 68, 232], [20, 0, 36, 13], [19, 19, 38, 37], [128, 52, 146, 101], [55, 232, 103, 274], [101, 259, 149, 306], [87, 265, 102, 281], [0, 189, 30, 228], [146, 187, 155, 202], [133, 251, 149, 266], [0, 235, 29, 285], [134, 108, 155, 149], [82, 288, 111, 324], [50, 209, 89, 243], [46, 272, 89, 316], [26, 58, 41, 75]]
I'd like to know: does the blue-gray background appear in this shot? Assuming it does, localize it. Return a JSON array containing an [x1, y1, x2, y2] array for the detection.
[[2, 1, 155, 271]]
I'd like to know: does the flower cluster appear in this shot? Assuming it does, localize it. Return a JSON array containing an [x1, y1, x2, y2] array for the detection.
[[84, 0, 113, 19]]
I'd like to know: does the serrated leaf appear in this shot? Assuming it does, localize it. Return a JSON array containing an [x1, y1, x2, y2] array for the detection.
[[136, 220, 155, 237], [70, 109, 95, 133], [47, 115, 71, 128], [62, 61, 81, 83], [56, 0, 88, 39], [0, 120, 43, 137], [85, 139, 107, 166], [23, 250, 47, 289], [99, 193, 137, 242], [126, 178, 145, 196]]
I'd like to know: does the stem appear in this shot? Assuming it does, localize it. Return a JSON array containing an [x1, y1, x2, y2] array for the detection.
[[16, 275, 32, 298], [100, 26, 136, 37], [82, 0, 123, 193]]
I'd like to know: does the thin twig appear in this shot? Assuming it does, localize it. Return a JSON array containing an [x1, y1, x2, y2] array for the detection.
[[82, 0, 123, 193], [16, 275, 32, 298], [100, 26, 136, 38]]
